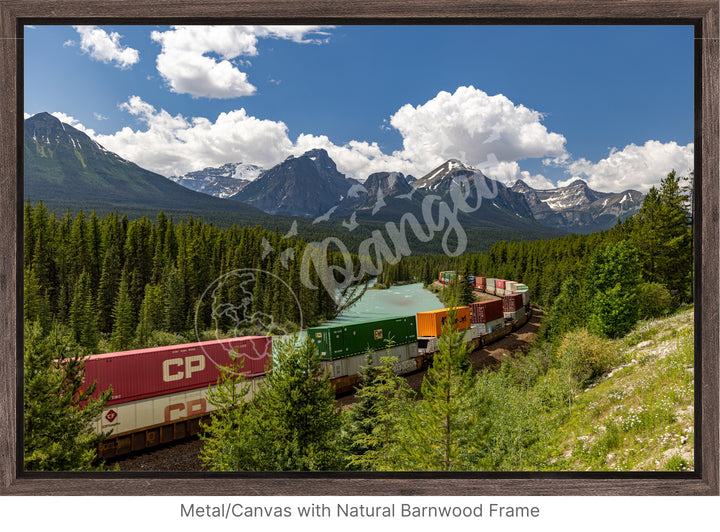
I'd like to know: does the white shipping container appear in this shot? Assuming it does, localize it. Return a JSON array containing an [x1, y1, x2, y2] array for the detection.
[[326, 342, 418, 378], [506, 281, 518, 292], [504, 307, 526, 321], [516, 289, 529, 305], [488, 317, 506, 332], [486, 278, 496, 288], [92, 378, 264, 436]]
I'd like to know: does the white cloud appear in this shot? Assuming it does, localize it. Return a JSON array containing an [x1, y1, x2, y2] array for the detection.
[[389, 86, 568, 172], [74, 26, 139, 69], [562, 140, 694, 192], [94, 112, 108, 120], [489, 160, 556, 190], [50, 111, 97, 137], [93, 96, 293, 176], [150, 25, 331, 99]]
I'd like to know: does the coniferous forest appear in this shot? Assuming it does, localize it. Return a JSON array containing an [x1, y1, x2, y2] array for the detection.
[[23, 201, 345, 353]]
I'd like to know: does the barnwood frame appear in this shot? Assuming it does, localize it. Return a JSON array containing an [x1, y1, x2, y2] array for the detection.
[[1, 0, 717, 495]]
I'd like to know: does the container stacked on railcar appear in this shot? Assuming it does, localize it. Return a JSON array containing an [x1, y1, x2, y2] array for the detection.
[[88, 336, 272, 458]]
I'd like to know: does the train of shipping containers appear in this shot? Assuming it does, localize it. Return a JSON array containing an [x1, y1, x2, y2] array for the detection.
[[416, 307, 470, 337], [307, 316, 417, 360], [495, 279, 507, 296], [474, 276, 486, 291], [83, 336, 272, 405]]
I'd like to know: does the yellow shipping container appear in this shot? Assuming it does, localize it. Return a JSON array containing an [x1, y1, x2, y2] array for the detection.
[[416, 307, 470, 337]]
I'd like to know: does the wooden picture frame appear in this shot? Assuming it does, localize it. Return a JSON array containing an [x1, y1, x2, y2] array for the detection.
[[1, 0, 717, 495]]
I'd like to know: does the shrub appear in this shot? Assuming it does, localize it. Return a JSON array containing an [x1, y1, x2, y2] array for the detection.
[[555, 329, 620, 387], [636, 282, 674, 319]]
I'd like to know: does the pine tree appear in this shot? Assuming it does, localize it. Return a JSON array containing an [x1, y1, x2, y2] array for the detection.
[[585, 240, 641, 338], [69, 270, 99, 350], [24, 322, 112, 470], [399, 309, 488, 471], [543, 276, 585, 343], [135, 283, 164, 346], [198, 351, 255, 471], [110, 271, 136, 351], [249, 336, 342, 470], [343, 353, 414, 471]]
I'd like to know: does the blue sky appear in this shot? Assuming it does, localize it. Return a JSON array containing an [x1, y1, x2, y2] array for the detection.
[[24, 24, 694, 192]]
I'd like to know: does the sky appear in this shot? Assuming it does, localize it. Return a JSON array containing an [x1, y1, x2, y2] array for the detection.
[[23, 24, 694, 193]]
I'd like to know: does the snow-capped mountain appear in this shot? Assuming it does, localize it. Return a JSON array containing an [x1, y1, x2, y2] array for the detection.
[[171, 162, 263, 198], [511, 179, 644, 230]]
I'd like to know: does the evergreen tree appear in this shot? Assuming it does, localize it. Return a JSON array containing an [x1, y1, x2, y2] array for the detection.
[[198, 351, 255, 471], [584, 240, 641, 338], [249, 336, 342, 470], [344, 353, 414, 471], [110, 271, 135, 350], [543, 276, 585, 343], [399, 310, 488, 470], [24, 322, 112, 470], [135, 283, 164, 346], [69, 270, 99, 350]]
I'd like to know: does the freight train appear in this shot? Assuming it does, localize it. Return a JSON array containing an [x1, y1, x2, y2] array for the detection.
[[89, 276, 531, 459]]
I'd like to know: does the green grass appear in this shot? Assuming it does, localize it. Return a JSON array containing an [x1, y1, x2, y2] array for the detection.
[[539, 307, 694, 471]]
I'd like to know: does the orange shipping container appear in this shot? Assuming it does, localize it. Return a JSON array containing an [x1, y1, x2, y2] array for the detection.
[[416, 307, 470, 337]]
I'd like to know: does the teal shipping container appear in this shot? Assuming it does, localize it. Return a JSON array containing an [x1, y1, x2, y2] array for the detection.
[[307, 316, 418, 360]]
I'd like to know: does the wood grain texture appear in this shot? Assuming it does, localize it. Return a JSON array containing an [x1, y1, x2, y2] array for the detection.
[[1, 0, 717, 496]]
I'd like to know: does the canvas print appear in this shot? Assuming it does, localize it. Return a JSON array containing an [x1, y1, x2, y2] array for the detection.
[[22, 24, 694, 472]]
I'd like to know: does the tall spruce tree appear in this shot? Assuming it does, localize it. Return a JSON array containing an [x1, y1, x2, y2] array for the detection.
[[110, 271, 136, 350], [198, 352, 255, 471], [249, 336, 342, 470], [343, 353, 414, 471], [584, 240, 641, 338]]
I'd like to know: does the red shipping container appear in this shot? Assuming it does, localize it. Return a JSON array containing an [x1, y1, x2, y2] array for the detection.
[[503, 293, 524, 313], [496, 279, 506, 290], [474, 276, 486, 290], [83, 336, 272, 406], [469, 299, 503, 323]]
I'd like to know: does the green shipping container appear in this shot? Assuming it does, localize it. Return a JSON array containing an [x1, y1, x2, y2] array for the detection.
[[307, 316, 418, 360]]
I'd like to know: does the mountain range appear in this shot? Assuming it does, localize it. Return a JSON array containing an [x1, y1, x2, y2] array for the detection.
[[224, 152, 643, 232], [23, 112, 644, 237]]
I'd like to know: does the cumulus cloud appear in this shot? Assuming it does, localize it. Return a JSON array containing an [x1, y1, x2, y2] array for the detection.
[[73, 26, 139, 69], [93, 96, 293, 176], [50, 111, 97, 137], [561, 140, 694, 192], [150, 25, 331, 99], [390, 86, 568, 172], [489, 160, 556, 190]]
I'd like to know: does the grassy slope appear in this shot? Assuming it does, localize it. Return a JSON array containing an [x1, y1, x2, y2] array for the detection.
[[542, 308, 694, 471]]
